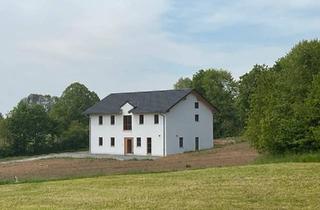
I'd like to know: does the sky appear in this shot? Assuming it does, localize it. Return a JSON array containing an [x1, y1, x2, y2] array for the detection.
[[1, 0, 320, 114]]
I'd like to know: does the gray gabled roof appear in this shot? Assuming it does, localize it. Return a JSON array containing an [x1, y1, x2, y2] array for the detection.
[[84, 89, 196, 115]]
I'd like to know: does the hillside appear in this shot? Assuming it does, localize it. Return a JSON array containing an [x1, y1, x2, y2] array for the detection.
[[0, 163, 319, 209], [0, 142, 257, 181]]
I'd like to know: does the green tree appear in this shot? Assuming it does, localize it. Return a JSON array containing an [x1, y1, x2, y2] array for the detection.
[[192, 69, 240, 137], [246, 40, 320, 153], [237, 64, 269, 128], [49, 82, 99, 150], [0, 117, 12, 157], [50, 82, 99, 130], [174, 77, 192, 89], [0, 115, 7, 145], [7, 102, 54, 155], [305, 74, 320, 148]]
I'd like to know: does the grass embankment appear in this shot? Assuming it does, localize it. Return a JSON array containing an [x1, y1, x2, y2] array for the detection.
[[0, 163, 319, 209]]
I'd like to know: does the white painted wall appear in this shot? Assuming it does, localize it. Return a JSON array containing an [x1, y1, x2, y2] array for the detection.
[[165, 94, 213, 155], [90, 102, 164, 156]]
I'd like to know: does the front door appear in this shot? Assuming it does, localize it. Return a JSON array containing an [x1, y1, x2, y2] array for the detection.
[[124, 138, 133, 154], [147, 138, 152, 154]]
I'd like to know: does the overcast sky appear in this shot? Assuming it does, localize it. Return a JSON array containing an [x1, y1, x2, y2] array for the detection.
[[1, 0, 320, 114]]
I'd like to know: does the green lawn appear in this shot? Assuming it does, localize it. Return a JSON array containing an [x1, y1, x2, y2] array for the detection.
[[0, 163, 319, 210]]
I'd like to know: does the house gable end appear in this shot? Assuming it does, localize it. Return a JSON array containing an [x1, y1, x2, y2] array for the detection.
[[166, 90, 218, 113]]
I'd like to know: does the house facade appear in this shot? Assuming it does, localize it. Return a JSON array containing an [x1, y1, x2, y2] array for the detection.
[[84, 89, 216, 156]]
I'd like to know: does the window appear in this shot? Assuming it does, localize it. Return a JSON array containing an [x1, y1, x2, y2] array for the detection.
[[110, 137, 115, 147], [123, 115, 132, 130], [154, 114, 159, 124], [99, 137, 103, 146], [195, 114, 199, 122], [136, 137, 141, 147], [195, 137, 199, 151], [179, 137, 184, 148], [110, 115, 115, 125], [195, 102, 199, 109], [147, 138, 152, 154], [139, 115, 144, 124], [99, 116, 103, 125]]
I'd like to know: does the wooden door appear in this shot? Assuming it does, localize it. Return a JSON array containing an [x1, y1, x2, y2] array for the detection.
[[124, 138, 133, 154]]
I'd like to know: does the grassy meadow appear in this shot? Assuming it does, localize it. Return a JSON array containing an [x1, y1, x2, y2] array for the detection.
[[0, 163, 319, 210]]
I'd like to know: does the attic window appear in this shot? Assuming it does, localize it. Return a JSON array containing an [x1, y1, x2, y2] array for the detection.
[[195, 102, 199, 109], [99, 116, 103, 125], [154, 114, 159, 124]]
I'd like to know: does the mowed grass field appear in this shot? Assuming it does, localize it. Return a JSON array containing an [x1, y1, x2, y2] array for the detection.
[[0, 163, 319, 210]]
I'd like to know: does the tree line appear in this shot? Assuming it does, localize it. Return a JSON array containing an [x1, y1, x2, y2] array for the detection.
[[0, 83, 99, 157], [0, 40, 319, 157], [174, 39, 320, 154]]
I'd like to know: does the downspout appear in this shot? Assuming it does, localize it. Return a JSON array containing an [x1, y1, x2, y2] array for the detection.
[[160, 113, 166, 156]]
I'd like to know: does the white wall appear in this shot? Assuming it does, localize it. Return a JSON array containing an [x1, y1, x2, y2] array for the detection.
[[90, 102, 164, 156], [165, 93, 213, 155]]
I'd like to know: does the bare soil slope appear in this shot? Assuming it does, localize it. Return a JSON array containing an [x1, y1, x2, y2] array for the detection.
[[0, 142, 258, 181]]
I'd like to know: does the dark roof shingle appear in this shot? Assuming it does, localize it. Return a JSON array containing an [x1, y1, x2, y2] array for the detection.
[[84, 89, 193, 115]]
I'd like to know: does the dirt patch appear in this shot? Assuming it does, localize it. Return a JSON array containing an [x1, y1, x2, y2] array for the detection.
[[0, 142, 258, 181]]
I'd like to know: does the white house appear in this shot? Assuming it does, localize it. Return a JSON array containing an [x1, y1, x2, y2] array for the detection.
[[84, 89, 217, 156]]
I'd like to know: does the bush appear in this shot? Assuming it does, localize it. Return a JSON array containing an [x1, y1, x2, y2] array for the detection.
[[60, 121, 88, 151]]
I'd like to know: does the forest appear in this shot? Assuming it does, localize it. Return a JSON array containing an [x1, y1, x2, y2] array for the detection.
[[0, 39, 319, 157]]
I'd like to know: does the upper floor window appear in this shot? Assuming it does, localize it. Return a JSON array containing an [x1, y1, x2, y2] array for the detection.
[[123, 115, 132, 130], [110, 137, 115, 147], [99, 137, 103, 146], [110, 115, 115, 125], [99, 116, 103, 125], [195, 114, 199, 122], [139, 115, 144, 124], [195, 102, 199, 109], [179, 137, 184, 148], [137, 137, 141, 147], [154, 114, 159, 124]]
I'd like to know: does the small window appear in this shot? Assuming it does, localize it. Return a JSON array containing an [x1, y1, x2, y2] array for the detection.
[[110, 137, 115, 147], [99, 137, 103, 146], [110, 115, 115, 125], [137, 137, 141, 147], [139, 115, 144, 124], [195, 114, 199, 122], [195, 137, 199, 151], [123, 115, 132, 130], [154, 114, 159, 124], [179, 137, 184, 148], [99, 116, 103, 125], [147, 138, 152, 154], [195, 102, 199, 109]]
